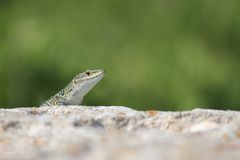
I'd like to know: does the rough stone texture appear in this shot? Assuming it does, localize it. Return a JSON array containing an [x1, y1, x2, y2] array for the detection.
[[0, 106, 240, 160]]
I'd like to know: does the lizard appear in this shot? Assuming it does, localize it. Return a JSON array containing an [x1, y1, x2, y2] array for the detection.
[[41, 69, 105, 106]]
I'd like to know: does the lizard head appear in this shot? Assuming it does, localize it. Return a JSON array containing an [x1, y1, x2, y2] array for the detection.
[[73, 69, 105, 85], [66, 69, 105, 105]]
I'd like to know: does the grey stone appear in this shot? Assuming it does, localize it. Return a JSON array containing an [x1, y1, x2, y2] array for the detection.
[[0, 106, 240, 160]]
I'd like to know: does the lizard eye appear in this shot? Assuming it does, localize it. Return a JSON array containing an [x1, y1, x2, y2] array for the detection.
[[86, 72, 90, 76]]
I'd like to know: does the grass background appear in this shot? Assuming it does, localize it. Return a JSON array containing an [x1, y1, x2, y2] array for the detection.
[[0, 0, 240, 110]]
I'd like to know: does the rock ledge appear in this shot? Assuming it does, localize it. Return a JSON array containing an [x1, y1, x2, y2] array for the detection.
[[0, 106, 240, 160]]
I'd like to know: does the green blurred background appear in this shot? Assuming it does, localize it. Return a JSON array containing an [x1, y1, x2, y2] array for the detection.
[[0, 0, 240, 110]]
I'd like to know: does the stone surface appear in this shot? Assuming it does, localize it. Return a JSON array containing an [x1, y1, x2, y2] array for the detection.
[[0, 106, 240, 160]]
